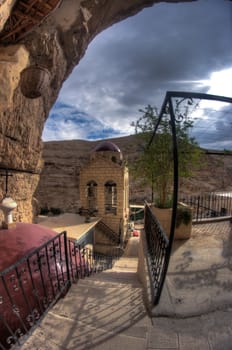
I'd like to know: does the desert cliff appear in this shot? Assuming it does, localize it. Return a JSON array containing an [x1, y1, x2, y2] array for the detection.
[[35, 136, 232, 214]]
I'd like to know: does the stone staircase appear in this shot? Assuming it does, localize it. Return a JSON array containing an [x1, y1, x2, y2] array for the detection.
[[96, 220, 120, 244], [3, 218, 232, 350], [94, 220, 123, 255], [21, 238, 152, 350]]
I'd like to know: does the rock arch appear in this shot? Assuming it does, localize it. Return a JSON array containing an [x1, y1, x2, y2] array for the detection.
[[0, 0, 195, 222]]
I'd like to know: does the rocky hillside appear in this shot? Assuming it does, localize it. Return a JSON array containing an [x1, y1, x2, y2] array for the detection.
[[34, 136, 232, 214]]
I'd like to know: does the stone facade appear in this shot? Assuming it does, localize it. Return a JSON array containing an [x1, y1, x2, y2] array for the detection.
[[79, 143, 129, 241]]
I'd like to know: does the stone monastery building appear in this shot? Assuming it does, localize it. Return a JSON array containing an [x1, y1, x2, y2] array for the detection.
[[80, 140, 129, 250]]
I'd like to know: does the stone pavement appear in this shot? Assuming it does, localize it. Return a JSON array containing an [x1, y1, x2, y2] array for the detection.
[[21, 222, 232, 350], [155, 220, 232, 317]]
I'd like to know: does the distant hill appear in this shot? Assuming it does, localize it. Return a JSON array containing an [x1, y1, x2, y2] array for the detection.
[[35, 135, 232, 213]]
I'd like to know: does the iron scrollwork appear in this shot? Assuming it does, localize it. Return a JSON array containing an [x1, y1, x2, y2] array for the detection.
[[0, 230, 118, 349], [26, 308, 40, 327], [6, 328, 23, 346]]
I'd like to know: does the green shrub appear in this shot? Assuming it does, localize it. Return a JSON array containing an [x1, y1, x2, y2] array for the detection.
[[176, 206, 192, 228]]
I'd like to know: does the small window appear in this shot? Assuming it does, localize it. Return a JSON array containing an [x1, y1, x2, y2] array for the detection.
[[105, 181, 117, 215], [86, 181, 97, 210]]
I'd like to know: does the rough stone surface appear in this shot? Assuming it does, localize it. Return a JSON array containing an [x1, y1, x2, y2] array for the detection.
[[0, 45, 29, 107], [153, 220, 232, 317], [0, 0, 15, 31]]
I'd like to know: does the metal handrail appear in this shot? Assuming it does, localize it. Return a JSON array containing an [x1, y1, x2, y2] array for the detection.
[[0, 231, 66, 276], [0, 231, 117, 349], [144, 203, 169, 305], [96, 220, 120, 244], [0, 231, 69, 349], [179, 193, 232, 222]]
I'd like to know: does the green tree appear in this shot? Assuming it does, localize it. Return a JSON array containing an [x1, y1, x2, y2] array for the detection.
[[131, 103, 202, 207]]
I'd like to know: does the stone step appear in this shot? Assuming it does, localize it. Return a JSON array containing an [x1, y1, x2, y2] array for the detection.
[[50, 287, 145, 326], [34, 270, 148, 349], [73, 270, 141, 288], [20, 238, 152, 350], [21, 264, 149, 348], [75, 280, 141, 292], [113, 256, 138, 268], [22, 311, 151, 350], [94, 243, 123, 255]]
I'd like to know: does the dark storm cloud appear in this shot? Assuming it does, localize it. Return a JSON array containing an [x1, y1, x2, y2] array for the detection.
[[190, 101, 232, 149], [43, 0, 232, 142], [84, 0, 232, 87]]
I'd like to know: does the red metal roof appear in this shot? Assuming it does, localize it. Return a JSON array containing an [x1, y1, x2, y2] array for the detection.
[[92, 141, 121, 153]]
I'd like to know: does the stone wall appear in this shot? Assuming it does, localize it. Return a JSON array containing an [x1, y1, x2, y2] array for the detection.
[[79, 150, 129, 236], [0, 172, 40, 223], [137, 229, 153, 314]]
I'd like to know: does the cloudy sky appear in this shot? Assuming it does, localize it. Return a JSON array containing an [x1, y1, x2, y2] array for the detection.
[[43, 0, 232, 149]]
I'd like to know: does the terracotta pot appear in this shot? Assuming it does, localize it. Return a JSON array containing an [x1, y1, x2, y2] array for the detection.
[[20, 65, 51, 99]]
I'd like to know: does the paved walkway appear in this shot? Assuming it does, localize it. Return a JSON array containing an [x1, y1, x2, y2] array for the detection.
[[155, 220, 232, 317], [21, 221, 232, 350]]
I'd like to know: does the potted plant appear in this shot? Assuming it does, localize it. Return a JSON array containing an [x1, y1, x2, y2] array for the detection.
[[152, 202, 193, 239], [131, 102, 202, 239]]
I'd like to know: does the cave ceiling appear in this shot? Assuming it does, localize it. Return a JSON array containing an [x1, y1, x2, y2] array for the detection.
[[0, 0, 197, 170]]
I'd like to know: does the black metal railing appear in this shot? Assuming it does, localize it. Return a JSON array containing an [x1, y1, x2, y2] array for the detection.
[[96, 220, 120, 244], [144, 203, 169, 305], [129, 207, 144, 221], [68, 240, 114, 282], [179, 193, 232, 222], [144, 92, 232, 307], [0, 231, 70, 350], [0, 232, 116, 350]]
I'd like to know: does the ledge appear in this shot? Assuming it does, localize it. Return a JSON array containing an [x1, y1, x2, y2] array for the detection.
[[37, 212, 101, 241]]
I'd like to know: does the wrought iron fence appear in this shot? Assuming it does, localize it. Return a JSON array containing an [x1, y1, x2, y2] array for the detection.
[[0, 231, 70, 350], [129, 207, 144, 221], [144, 203, 169, 305], [179, 193, 232, 222], [96, 220, 120, 244], [68, 240, 114, 282], [0, 232, 116, 350], [143, 91, 232, 307]]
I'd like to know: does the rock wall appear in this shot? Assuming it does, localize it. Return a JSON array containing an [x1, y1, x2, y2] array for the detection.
[[0, 0, 195, 223], [0, 0, 16, 31]]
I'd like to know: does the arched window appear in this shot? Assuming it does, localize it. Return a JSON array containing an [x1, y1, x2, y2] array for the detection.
[[86, 180, 97, 211], [104, 181, 117, 215]]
